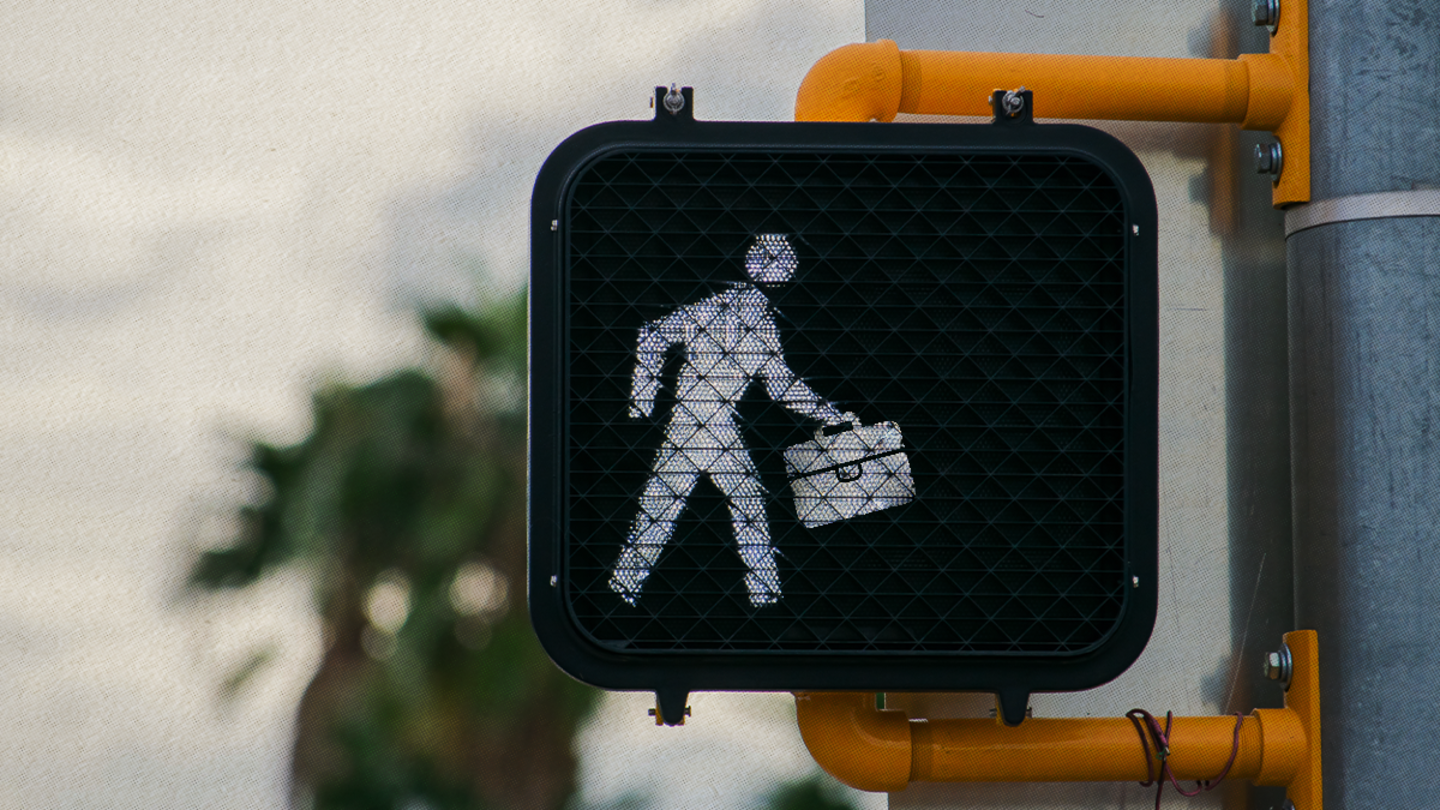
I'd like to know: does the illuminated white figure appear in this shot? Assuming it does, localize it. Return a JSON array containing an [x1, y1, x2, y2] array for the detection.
[[611, 234, 846, 607]]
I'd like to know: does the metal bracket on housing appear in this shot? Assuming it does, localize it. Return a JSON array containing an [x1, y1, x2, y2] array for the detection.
[[990, 88, 1034, 126], [654, 85, 695, 124], [651, 689, 691, 726]]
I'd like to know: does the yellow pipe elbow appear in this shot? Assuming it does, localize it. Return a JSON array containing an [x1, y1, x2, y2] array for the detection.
[[794, 693, 913, 792], [1237, 53, 1295, 130], [794, 40, 903, 123], [1252, 707, 1307, 786]]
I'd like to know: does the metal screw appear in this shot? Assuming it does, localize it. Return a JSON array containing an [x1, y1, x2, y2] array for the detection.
[[1252, 0, 1280, 33], [1263, 643, 1294, 689], [1002, 86, 1027, 116], [1255, 142, 1283, 181], [663, 83, 685, 115]]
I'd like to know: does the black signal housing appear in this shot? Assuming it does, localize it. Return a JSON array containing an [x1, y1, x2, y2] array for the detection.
[[530, 88, 1158, 726]]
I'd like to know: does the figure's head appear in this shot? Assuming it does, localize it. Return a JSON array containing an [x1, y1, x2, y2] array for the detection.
[[744, 234, 797, 283]]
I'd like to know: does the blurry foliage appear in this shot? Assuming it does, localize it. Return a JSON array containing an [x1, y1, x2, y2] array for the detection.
[[188, 292, 598, 810], [186, 290, 864, 810], [760, 776, 862, 810]]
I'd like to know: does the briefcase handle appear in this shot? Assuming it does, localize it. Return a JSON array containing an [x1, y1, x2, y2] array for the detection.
[[816, 412, 860, 441]]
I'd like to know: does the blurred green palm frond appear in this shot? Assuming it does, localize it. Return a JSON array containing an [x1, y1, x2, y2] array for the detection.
[[761, 776, 862, 810], [186, 291, 597, 810]]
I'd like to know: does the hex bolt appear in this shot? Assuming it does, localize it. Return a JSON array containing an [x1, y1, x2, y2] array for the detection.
[[1255, 142, 1283, 181], [1002, 87, 1027, 116], [663, 83, 685, 116], [1252, 0, 1279, 33], [1262, 643, 1294, 689]]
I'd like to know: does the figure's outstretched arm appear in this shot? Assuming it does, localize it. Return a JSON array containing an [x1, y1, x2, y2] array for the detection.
[[757, 312, 846, 424], [629, 313, 681, 418]]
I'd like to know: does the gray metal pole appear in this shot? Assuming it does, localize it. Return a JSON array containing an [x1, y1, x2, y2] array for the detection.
[[1289, 1, 1440, 807]]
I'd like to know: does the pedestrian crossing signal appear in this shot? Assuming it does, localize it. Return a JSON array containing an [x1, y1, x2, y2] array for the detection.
[[529, 89, 1159, 721]]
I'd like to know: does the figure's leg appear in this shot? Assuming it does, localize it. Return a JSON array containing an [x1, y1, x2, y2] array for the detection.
[[709, 441, 782, 607], [610, 444, 698, 605]]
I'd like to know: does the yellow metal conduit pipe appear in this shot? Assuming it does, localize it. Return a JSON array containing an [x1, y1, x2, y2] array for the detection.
[[794, 7, 1310, 208], [795, 695, 1296, 788], [793, 631, 1322, 808]]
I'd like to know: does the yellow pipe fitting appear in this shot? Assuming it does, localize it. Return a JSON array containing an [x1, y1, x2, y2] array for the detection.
[[795, 0, 1308, 206], [793, 692, 912, 792], [1252, 706, 1307, 785], [794, 632, 1321, 808], [1237, 53, 1295, 131], [795, 40, 904, 125]]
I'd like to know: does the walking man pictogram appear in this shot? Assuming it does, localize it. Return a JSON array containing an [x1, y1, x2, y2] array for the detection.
[[610, 234, 848, 607]]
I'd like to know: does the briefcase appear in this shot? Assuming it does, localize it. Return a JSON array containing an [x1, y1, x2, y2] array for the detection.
[[783, 419, 915, 529]]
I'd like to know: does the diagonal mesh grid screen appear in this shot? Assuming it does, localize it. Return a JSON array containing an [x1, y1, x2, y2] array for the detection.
[[564, 150, 1128, 654]]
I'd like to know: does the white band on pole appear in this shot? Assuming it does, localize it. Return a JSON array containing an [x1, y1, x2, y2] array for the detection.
[[1285, 189, 1440, 237]]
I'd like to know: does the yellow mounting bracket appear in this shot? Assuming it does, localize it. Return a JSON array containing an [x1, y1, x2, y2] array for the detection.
[[794, 0, 1309, 207], [794, 630, 1322, 809]]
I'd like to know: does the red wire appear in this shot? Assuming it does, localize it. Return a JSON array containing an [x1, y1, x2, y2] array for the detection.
[[1126, 709, 1244, 809]]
